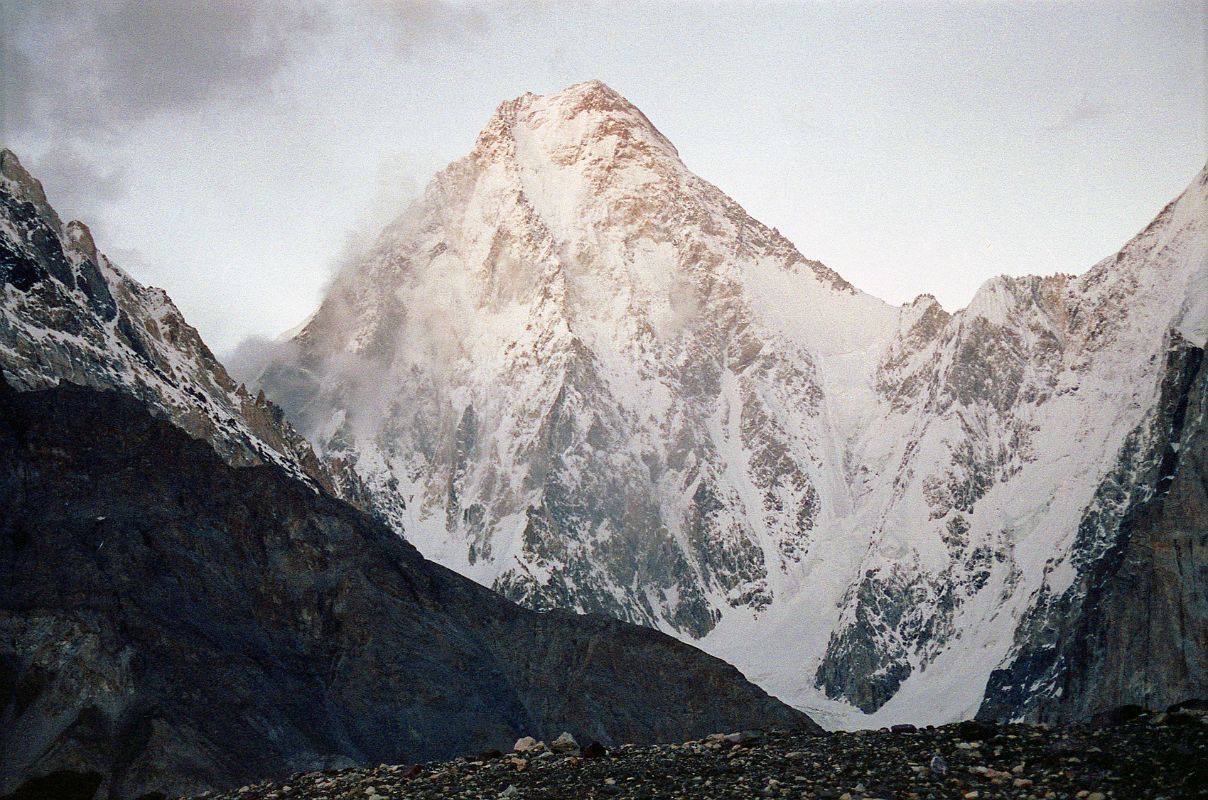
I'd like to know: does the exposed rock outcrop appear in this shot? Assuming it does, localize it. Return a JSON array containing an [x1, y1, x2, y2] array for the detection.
[[978, 339, 1208, 722]]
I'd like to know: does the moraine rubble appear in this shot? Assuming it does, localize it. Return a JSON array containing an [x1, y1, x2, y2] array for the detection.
[[191, 703, 1208, 800]]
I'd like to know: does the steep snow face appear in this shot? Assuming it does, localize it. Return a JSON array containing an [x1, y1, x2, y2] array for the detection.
[[729, 165, 1207, 727], [0, 149, 335, 491], [261, 80, 904, 638], [256, 81, 1207, 726]]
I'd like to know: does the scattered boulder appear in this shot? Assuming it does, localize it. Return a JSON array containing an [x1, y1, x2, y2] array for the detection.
[[956, 720, 993, 741], [1167, 698, 1208, 714], [1090, 704, 1148, 726], [551, 732, 579, 753], [582, 741, 608, 758], [724, 730, 764, 746], [1165, 710, 1203, 726], [513, 737, 544, 754]]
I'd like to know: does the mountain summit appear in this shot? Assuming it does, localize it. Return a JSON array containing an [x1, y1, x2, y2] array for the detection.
[[256, 83, 1208, 727], [472, 79, 681, 163]]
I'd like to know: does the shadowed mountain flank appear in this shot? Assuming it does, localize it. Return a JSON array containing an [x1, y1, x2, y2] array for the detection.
[[0, 381, 814, 799]]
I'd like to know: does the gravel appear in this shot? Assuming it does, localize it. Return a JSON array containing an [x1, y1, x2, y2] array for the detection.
[[189, 706, 1208, 799]]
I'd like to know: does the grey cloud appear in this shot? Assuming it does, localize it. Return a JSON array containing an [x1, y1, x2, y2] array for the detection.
[[26, 145, 127, 225], [104, 245, 152, 275], [2, 1, 324, 226], [2, 0, 324, 138], [372, 0, 489, 51], [366, 1, 577, 56], [318, 150, 423, 292], [227, 150, 422, 387], [224, 334, 301, 388], [0, 33, 35, 136]]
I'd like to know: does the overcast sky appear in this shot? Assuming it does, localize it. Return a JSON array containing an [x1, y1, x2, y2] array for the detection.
[[2, 0, 1204, 353]]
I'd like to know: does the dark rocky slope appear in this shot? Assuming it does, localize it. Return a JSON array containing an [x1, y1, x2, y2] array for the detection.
[[979, 339, 1208, 722], [0, 381, 814, 800]]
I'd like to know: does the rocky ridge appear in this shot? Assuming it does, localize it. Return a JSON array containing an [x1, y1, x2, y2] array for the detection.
[[0, 149, 360, 501]]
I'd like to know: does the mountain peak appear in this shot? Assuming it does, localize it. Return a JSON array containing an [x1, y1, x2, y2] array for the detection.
[[1, 149, 60, 229], [256, 87, 1208, 730], [548, 79, 637, 113], [472, 80, 679, 165], [503, 79, 636, 119]]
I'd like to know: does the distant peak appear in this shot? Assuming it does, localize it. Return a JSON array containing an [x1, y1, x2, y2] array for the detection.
[[908, 293, 943, 309], [535, 79, 646, 121], [1, 148, 61, 230], [574, 78, 616, 93], [1, 148, 47, 207]]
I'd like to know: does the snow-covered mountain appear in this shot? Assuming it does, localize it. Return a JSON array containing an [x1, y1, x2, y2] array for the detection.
[[0, 145, 818, 798], [0, 149, 351, 495], [253, 81, 1207, 727]]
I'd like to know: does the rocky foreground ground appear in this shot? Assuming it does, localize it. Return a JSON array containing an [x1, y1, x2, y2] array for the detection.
[[190, 704, 1208, 800]]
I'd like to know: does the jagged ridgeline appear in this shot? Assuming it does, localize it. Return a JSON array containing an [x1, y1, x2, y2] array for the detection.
[[0, 150, 814, 798], [0, 149, 348, 495], [253, 81, 1207, 727]]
